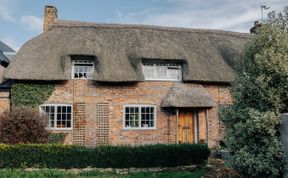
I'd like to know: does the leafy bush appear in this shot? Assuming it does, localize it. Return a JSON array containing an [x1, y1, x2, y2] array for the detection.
[[219, 7, 288, 177], [47, 133, 66, 144], [0, 144, 210, 168], [0, 107, 49, 144]]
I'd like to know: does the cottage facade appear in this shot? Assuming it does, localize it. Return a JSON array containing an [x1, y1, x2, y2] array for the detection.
[[0, 41, 15, 113], [4, 6, 251, 148]]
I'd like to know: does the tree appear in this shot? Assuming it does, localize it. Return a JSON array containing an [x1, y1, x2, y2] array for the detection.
[[220, 7, 288, 177], [0, 107, 49, 144]]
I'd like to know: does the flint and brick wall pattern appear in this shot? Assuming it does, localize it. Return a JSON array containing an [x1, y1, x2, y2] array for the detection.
[[46, 80, 232, 148]]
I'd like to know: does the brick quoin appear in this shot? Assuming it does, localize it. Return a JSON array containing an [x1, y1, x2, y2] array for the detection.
[[46, 80, 232, 148]]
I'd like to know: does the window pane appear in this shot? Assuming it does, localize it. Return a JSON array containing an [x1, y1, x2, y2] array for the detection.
[[156, 64, 166, 79], [130, 107, 134, 113], [41, 105, 72, 129], [142, 64, 155, 79], [62, 106, 66, 113], [140, 107, 155, 128], [125, 121, 129, 127], [62, 113, 66, 120], [142, 62, 181, 81], [57, 114, 61, 120], [51, 106, 55, 113], [73, 60, 94, 79], [149, 121, 154, 127], [67, 114, 71, 121], [67, 121, 71, 128], [67, 106, 71, 113], [146, 107, 149, 113], [57, 121, 61, 128], [125, 106, 155, 128]]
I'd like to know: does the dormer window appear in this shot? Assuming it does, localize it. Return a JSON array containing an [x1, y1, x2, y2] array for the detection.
[[142, 62, 182, 81], [72, 60, 94, 79]]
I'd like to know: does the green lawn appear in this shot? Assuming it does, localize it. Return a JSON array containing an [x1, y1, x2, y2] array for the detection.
[[0, 168, 205, 178]]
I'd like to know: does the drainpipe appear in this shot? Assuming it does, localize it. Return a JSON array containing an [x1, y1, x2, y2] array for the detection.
[[205, 109, 209, 144], [194, 109, 198, 143], [176, 109, 179, 144]]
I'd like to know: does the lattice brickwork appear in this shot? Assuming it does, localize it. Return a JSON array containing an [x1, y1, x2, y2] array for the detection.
[[73, 103, 86, 145], [96, 103, 109, 145]]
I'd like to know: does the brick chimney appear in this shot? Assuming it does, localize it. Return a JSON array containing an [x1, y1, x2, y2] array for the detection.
[[43, 5, 58, 32]]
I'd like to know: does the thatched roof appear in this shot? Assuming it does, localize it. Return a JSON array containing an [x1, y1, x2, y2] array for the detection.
[[0, 66, 5, 84], [0, 41, 14, 85], [0, 41, 14, 53], [5, 20, 251, 83], [161, 83, 216, 108]]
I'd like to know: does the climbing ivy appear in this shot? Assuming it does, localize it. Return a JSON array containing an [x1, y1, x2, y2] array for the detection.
[[11, 83, 54, 107]]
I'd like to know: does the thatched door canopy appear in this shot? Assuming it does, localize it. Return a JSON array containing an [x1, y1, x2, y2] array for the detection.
[[161, 84, 216, 108]]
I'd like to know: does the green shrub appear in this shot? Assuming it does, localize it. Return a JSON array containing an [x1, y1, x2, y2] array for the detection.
[[0, 107, 49, 144], [11, 83, 54, 107], [0, 144, 210, 168], [47, 133, 66, 144], [219, 8, 288, 177]]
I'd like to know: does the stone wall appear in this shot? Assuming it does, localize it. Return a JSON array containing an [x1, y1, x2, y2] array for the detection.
[[46, 80, 232, 148]]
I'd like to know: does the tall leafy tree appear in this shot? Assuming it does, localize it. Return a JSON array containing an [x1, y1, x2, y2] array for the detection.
[[220, 7, 288, 177]]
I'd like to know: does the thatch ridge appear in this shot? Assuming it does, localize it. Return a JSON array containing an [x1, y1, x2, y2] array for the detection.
[[5, 20, 251, 82], [52, 20, 251, 39]]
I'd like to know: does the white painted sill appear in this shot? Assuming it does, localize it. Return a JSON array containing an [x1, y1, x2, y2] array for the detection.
[[48, 128, 73, 131], [123, 127, 157, 130]]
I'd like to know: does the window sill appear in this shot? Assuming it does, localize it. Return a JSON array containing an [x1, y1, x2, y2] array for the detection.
[[144, 79, 182, 82], [123, 127, 157, 130], [72, 78, 92, 80], [48, 128, 73, 131]]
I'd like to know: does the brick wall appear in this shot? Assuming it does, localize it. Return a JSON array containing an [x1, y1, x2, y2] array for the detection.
[[46, 80, 232, 148], [0, 90, 10, 114], [43, 6, 57, 32]]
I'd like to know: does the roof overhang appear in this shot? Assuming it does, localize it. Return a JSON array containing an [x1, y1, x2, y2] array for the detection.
[[161, 84, 216, 108]]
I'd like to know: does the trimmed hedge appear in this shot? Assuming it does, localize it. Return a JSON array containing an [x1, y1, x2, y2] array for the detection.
[[0, 144, 210, 168]]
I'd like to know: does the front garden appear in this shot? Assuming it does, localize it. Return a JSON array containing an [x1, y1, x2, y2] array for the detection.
[[0, 168, 205, 178], [0, 144, 209, 178]]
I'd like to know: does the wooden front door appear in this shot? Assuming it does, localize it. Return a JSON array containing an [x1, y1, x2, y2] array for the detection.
[[178, 109, 197, 144]]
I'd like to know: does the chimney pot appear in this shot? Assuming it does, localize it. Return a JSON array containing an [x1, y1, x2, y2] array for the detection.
[[43, 5, 58, 32]]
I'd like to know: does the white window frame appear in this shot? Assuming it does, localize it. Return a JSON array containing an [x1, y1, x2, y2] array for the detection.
[[40, 104, 73, 131], [123, 105, 157, 130], [71, 59, 94, 80], [142, 62, 182, 81]]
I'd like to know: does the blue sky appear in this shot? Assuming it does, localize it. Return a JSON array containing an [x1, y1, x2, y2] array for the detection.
[[0, 0, 287, 51]]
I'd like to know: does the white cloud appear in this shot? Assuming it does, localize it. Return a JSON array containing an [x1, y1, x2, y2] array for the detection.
[[0, 2, 15, 22], [116, 0, 287, 33], [20, 16, 42, 32]]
